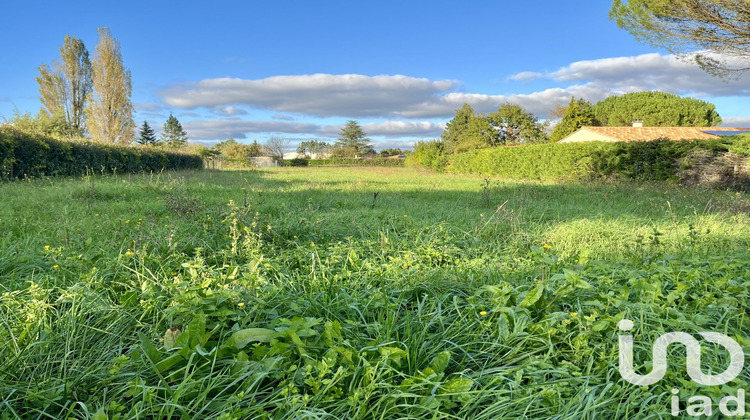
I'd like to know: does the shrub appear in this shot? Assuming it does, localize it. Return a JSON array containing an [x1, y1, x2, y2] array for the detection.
[[405, 140, 447, 171], [0, 127, 203, 180], [726, 134, 750, 157], [289, 158, 309, 167]]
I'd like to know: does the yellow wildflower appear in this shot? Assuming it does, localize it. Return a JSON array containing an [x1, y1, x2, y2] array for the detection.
[[52, 264, 59, 270], [480, 311, 488, 317], [237, 302, 245, 307], [44, 245, 50, 251], [571, 312, 578, 317], [543, 244, 552, 250]]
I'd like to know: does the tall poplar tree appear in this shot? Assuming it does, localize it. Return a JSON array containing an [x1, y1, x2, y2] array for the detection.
[[36, 35, 92, 135], [85, 27, 135, 145]]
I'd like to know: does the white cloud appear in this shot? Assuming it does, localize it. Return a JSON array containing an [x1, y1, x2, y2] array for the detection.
[[134, 102, 163, 111], [160, 74, 457, 118], [399, 85, 614, 119], [508, 71, 543, 82], [213, 106, 248, 116], [361, 121, 444, 138], [182, 119, 444, 141], [720, 116, 750, 127], [544, 52, 750, 97], [158, 52, 750, 129], [183, 120, 322, 140]]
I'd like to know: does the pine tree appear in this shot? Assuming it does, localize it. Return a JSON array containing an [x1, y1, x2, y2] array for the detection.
[[162, 114, 188, 148], [136, 121, 158, 145], [335, 120, 373, 157]]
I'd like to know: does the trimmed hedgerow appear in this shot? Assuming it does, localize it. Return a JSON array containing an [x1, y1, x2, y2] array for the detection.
[[430, 138, 734, 181], [0, 127, 203, 180]]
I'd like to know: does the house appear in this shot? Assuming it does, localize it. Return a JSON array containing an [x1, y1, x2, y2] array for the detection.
[[249, 156, 277, 167], [559, 124, 750, 143]]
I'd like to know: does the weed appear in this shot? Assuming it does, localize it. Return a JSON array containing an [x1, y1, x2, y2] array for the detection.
[[0, 167, 748, 418]]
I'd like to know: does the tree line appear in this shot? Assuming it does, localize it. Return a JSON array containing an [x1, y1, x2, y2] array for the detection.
[[205, 120, 405, 165], [24, 28, 190, 149], [440, 91, 722, 154]]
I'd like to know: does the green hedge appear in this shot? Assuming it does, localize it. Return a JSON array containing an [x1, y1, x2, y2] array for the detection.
[[0, 127, 203, 180], [440, 138, 734, 181], [282, 158, 406, 167], [727, 134, 750, 156], [448, 142, 613, 180]]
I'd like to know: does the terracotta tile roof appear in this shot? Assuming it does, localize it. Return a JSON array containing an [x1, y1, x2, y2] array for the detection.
[[579, 126, 750, 142]]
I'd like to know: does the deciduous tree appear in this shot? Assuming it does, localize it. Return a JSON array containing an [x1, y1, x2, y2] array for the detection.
[[36, 35, 92, 136], [488, 103, 548, 144], [296, 140, 330, 157], [217, 138, 262, 160], [610, 0, 750, 76], [85, 28, 135, 145], [264, 136, 291, 160], [550, 97, 600, 142], [441, 104, 475, 146]]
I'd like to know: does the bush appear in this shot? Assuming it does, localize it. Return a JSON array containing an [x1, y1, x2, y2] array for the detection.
[[289, 158, 309, 167], [726, 134, 750, 157], [0, 127, 203, 180], [405, 140, 447, 171]]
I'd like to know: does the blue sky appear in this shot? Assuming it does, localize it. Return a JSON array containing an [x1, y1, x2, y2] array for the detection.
[[2, 0, 749, 150]]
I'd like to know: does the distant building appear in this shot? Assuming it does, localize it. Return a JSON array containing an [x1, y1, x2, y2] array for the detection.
[[249, 156, 277, 167], [283, 152, 331, 160]]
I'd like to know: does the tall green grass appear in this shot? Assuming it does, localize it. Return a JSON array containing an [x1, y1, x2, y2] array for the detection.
[[0, 167, 749, 418]]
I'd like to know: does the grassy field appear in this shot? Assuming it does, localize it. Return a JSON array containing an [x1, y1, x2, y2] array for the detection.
[[1, 167, 749, 419]]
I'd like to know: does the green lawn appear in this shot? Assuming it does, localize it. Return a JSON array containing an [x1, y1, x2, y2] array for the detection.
[[1, 167, 749, 419]]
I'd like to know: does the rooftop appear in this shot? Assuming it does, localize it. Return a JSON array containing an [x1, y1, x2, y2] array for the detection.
[[576, 126, 750, 142]]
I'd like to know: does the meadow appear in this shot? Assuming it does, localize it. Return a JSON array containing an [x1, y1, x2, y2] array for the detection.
[[1, 167, 749, 419]]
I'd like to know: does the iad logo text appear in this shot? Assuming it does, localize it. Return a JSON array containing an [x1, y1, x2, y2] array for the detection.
[[618, 319, 746, 417]]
